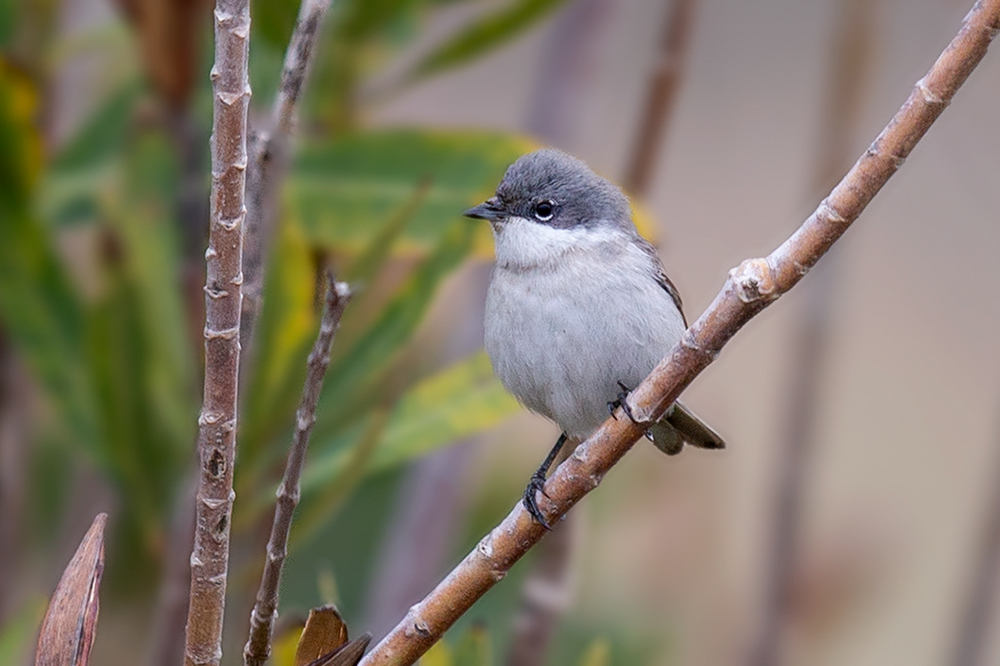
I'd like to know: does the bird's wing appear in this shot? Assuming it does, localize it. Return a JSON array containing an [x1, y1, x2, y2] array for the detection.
[[635, 236, 687, 326]]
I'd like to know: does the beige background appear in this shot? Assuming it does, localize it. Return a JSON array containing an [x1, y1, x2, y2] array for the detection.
[[373, 0, 1000, 664]]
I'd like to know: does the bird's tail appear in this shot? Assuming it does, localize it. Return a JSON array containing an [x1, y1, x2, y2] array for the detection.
[[647, 400, 725, 456]]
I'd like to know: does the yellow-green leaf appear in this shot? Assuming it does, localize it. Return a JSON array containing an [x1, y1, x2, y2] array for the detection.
[[287, 129, 536, 257], [300, 352, 518, 496]]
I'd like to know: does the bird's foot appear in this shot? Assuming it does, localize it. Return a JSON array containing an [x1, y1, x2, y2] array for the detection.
[[607, 381, 641, 424], [522, 472, 552, 531]]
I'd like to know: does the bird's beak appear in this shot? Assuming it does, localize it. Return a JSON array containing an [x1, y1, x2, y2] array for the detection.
[[463, 196, 504, 222]]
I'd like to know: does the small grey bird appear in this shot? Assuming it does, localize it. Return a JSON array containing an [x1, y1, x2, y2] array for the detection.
[[465, 148, 724, 528]]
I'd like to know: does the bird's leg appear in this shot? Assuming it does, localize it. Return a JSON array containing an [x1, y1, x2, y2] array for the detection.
[[607, 381, 641, 423], [607, 381, 656, 441], [523, 433, 568, 530]]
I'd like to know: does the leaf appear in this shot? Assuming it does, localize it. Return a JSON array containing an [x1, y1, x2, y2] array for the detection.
[[0, 58, 42, 207], [83, 249, 181, 544], [419, 642, 453, 666], [300, 352, 518, 497], [408, 0, 570, 80], [343, 178, 430, 285], [453, 622, 491, 666], [577, 638, 611, 666], [295, 605, 349, 666], [309, 634, 372, 666], [291, 407, 390, 544], [240, 215, 320, 470], [288, 129, 535, 255], [272, 618, 308, 666], [49, 80, 140, 175], [311, 220, 476, 441], [0, 599, 45, 666], [0, 65, 99, 456], [253, 0, 304, 49], [35, 514, 107, 666]]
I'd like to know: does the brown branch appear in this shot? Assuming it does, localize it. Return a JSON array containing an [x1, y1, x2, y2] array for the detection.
[[241, 0, 334, 350], [182, 0, 251, 664], [623, 0, 696, 195], [357, 3, 1000, 663], [748, 0, 876, 664], [244, 274, 352, 666]]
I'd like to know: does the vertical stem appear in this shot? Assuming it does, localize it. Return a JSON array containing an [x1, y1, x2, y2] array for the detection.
[[241, 0, 335, 354], [748, 1, 875, 664], [623, 0, 696, 195], [182, 1, 251, 665], [949, 404, 1000, 666], [244, 275, 351, 666]]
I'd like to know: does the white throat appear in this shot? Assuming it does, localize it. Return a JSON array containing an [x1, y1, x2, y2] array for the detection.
[[492, 216, 624, 270]]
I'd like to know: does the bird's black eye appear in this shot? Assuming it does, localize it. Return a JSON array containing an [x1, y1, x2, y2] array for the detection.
[[533, 200, 555, 222]]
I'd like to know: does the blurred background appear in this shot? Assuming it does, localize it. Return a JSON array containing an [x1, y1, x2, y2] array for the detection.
[[1, 0, 999, 665]]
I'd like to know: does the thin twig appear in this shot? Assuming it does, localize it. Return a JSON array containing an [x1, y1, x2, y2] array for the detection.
[[241, 0, 335, 350], [623, 0, 695, 195], [244, 273, 352, 666], [182, 0, 251, 664], [748, 1, 876, 664], [357, 3, 1000, 663]]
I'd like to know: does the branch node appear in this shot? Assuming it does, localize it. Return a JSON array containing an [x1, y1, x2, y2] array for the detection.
[[204, 325, 240, 340], [404, 610, 431, 639], [476, 535, 494, 560], [730, 258, 778, 304], [198, 410, 223, 426], [205, 285, 228, 300], [218, 210, 245, 232], [680, 329, 719, 360], [916, 76, 947, 105]]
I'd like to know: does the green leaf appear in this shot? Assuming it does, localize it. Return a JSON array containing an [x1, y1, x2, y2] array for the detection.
[[332, 0, 423, 43], [288, 129, 535, 253], [240, 214, 320, 471], [291, 406, 391, 544], [0, 598, 45, 666], [50, 79, 141, 174], [311, 218, 475, 440], [40, 80, 142, 228], [453, 623, 492, 666], [419, 641, 453, 666], [0, 60, 41, 207], [0, 67, 99, 455], [343, 178, 429, 284], [578, 638, 611, 666], [252, 0, 303, 49], [300, 351, 518, 497], [409, 0, 569, 80]]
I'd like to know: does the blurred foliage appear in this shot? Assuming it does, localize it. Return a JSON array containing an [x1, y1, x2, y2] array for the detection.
[[0, 599, 45, 666], [0, 0, 616, 662]]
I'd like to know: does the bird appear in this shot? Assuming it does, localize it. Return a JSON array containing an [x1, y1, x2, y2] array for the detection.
[[464, 148, 724, 529]]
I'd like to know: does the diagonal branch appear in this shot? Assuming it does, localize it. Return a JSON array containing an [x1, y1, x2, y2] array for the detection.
[[241, 0, 335, 348], [182, 1, 251, 665], [244, 273, 352, 666], [357, 2, 1000, 663]]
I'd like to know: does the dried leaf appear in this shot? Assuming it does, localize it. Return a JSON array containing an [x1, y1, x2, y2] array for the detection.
[[308, 634, 372, 666], [294, 605, 349, 666], [35, 513, 107, 666]]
